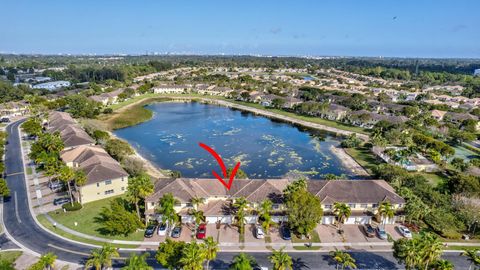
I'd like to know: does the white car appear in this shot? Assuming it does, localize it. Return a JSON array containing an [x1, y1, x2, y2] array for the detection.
[[254, 225, 265, 239], [398, 225, 412, 238], [157, 222, 168, 236]]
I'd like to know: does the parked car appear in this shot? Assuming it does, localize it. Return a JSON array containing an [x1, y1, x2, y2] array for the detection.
[[196, 224, 207, 239], [362, 224, 376, 238], [254, 225, 265, 239], [377, 227, 387, 240], [157, 222, 168, 236], [397, 225, 412, 238], [53, 197, 70, 206], [48, 181, 63, 190], [280, 226, 291, 240], [171, 226, 182, 238], [0, 118, 10, 123], [144, 225, 156, 238]]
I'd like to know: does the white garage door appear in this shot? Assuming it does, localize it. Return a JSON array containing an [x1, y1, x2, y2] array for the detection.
[[322, 216, 335, 224]]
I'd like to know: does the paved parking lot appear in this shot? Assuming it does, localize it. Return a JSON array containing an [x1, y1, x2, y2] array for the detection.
[[268, 226, 291, 244], [385, 224, 406, 240], [317, 224, 344, 242], [218, 224, 239, 244], [244, 224, 265, 243]]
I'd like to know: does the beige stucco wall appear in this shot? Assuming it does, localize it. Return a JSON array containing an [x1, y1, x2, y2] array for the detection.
[[79, 176, 128, 204]]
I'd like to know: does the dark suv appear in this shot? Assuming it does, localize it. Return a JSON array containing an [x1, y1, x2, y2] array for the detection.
[[362, 224, 375, 238], [144, 224, 157, 238]]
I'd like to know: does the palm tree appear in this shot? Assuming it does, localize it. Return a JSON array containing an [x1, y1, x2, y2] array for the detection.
[[126, 173, 154, 221], [269, 247, 293, 270], [461, 248, 480, 270], [233, 197, 249, 234], [420, 233, 443, 270], [432, 259, 454, 270], [340, 252, 357, 270], [230, 253, 256, 270], [330, 249, 345, 270], [204, 236, 219, 270], [85, 248, 103, 270], [333, 202, 351, 228], [329, 250, 357, 270], [190, 197, 206, 210], [122, 253, 152, 270], [259, 199, 273, 233], [179, 242, 206, 270], [58, 165, 75, 206], [377, 201, 395, 227], [86, 244, 120, 270], [39, 252, 57, 270], [157, 193, 180, 229], [189, 208, 206, 228]]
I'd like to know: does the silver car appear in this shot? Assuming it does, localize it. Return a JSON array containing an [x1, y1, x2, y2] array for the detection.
[[398, 225, 412, 238], [377, 227, 387, 240]]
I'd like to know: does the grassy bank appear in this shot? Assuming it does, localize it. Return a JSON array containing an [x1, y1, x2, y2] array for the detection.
[[47, 195, 145, 242], [102, 97, 171, 130], [344, 146, 382, 174]]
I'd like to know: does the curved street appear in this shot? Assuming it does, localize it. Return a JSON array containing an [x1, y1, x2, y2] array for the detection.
[[1, 119, 472, 269]]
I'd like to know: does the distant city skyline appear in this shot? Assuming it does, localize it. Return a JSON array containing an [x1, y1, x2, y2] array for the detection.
[[1, 0, 479, 58]]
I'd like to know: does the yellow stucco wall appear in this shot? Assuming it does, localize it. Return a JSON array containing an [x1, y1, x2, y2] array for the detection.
[[79, 176, 128, 204]]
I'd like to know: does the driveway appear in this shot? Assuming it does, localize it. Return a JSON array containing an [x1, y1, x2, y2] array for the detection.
[[268, 226, 291, 245], [244, 224, 265, 244], [384, 224, 406, 240], [317, 224, 344, 243], [217, 224, 239, 244]]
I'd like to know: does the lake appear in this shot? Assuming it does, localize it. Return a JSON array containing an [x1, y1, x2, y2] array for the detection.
[[114, 102, 355, 179]]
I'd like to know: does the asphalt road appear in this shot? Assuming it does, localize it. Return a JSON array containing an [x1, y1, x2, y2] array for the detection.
[[1, 119, 473, 269]]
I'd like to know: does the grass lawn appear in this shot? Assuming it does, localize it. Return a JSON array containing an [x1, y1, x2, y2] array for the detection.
[[26, 167, 33, 175], [344, 146, 383, 174], [37, 215, 139, 248], [291, 230, 321, 243], [47, 195, 145, 242], [293, 245, 322, 250], [416, 172, 448, 187], [0, 251, 22, 264]]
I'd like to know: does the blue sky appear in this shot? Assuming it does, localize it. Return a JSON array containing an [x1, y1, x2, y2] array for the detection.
[[1, 0, 479, 58]]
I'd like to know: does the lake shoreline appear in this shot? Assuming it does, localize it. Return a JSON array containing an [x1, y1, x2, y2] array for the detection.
[[112, 100, 364, 179]]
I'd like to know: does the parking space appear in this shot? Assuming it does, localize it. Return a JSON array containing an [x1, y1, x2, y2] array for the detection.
[[343, 225, 386, 243], [385, 225, 406, 240], [244, 224, 265, 243], [268, 226, 291, 244], [218, 224, 239, 244], [205, 224, 219, 241], [317, 224, 344, 243]]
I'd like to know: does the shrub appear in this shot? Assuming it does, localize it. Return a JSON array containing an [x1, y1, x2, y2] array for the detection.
[[62, 202, 83, 211], [103, 108, 113, 114]]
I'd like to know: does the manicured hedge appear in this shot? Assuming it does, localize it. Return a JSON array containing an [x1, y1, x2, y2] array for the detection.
[[62, 202, 82, 211]]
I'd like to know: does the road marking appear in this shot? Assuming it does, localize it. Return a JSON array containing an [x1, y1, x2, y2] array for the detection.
[[47, 244, 91, 256], [14, 192, 22, 224], [6, 172, 24, 177]]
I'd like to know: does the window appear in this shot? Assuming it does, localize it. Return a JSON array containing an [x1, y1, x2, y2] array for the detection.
[[360, 204, 368, 208], [272, 204, 280, 210], [151, 202, 155, 207], [372, 203, 379, 208], [324, 204, 332, 210], [121, 187, 125, 191], [104, 189, 114, 195], [348, 203, 356, 208], [96, 183, 99, 187], [105, 180, 112, 185]]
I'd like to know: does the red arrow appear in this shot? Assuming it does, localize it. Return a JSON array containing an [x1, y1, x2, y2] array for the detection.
[[199, 142, 241, 190]]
